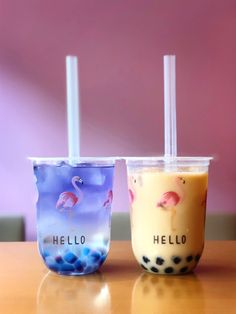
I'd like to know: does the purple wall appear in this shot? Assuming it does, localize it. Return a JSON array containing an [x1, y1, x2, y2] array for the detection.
[[0, 0, 236, 240]]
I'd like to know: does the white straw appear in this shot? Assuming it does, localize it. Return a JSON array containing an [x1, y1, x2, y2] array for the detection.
[[66, 56, 80, 159], [164, 55, 177, 158]]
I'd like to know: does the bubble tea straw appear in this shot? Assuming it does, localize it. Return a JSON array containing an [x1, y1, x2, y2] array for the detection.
[[66, 55, 80, 159], [164, 55, 177, 159]]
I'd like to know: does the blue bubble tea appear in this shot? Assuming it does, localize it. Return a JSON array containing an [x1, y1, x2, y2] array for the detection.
[[33, 159, 115, 275]]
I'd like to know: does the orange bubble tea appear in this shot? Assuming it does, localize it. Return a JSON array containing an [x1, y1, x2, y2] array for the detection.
[[127, 157, 211, 275]]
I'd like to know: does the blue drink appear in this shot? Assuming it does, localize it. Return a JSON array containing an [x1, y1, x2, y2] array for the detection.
[[32, 158, 115, 275]]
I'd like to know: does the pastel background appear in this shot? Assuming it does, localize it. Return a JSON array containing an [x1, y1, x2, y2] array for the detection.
[[0, 0, 235, 240]]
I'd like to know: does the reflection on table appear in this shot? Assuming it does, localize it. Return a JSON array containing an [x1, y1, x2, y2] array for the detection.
[[132, 272, 205, 313], [37, 271, 111, 314]]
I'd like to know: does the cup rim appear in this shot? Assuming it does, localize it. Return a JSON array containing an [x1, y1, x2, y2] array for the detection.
[[28, 157, 118, 166], [28, 156, 213, 165], [125, 156, 212, 161], [125, 156, 213, 167]]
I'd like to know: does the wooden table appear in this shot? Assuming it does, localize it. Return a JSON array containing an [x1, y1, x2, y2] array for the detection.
[[0, 241, 235, 314]]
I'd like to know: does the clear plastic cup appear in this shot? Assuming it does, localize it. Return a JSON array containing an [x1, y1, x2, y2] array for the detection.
[[126, 157, 212, 275], [30, 157, 115, 275]]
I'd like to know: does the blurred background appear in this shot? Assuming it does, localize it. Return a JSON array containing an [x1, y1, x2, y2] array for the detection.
[[0, 0, 236, 240]]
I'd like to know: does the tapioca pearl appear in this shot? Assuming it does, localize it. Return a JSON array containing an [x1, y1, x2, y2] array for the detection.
[[60, 263, 75, 272], [186, 255, 193, 263], [164, 267, 174, 274], [141, 264, 148, 270], [74, 260, 86, 273], [150, 266, 159, 273], [82, 247, 90, 256], [55, 256, 64, 264], [156, 257, 165, 265], [180, 266, 188, 273], [195, 254, 201, 262], [63, 252, 78, 264], [48, 264, 60, 272], [143, 256, 150, 264], [172, 256, 181, 264], [90, 251, 101, 263], [75, 259, 86, 268]]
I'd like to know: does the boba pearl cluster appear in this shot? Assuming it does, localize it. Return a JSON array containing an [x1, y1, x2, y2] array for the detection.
[[140, 253, 201, 274], [42, 246, 107, 275]]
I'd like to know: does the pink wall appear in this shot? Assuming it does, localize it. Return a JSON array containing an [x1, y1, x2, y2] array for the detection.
[[0, 0, 236, 240]]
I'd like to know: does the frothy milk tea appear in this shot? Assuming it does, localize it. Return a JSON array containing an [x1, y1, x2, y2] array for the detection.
[[127, 158, 210, 275]]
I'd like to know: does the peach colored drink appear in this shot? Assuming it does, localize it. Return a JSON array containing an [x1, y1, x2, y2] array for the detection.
[[127, 157, 211, 275]]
